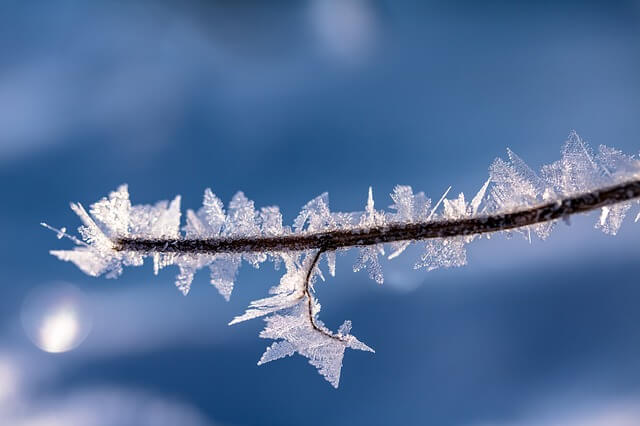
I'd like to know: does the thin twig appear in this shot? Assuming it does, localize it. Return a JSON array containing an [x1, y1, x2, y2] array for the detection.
[[115, 178, 640, 256], [300, 249, 345, 342]]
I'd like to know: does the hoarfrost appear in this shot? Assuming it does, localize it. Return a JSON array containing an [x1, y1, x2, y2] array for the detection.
[[353, 187, 386, 284], [257, 302, 373, 388], [45, 131, 640, 387], [415, 179, 489, 271], [293, 192, 335, 233], [229, 253, 305, 325], [326, 251, 336, 277], [231, 252, 373, 387], [387, 185, 432, 259], [542, 130, 606, 194], [593, 145, 638, 235], [490, 150, 553, 240], [542, 132, 640, 235]]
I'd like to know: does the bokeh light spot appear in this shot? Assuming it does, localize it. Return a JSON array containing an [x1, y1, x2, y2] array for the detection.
[[21, 282, 91, 354]]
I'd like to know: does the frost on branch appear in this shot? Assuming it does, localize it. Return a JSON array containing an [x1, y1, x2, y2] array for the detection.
[[489, 149, 554, 240], [292, 192, 355, 276], [229, 253, 305, 325], [353, 187, 386, 284], [50, 185, 182, 279], [257, 303, 373, 388], [542, 131, 638, 235], [45, 131, 640, 387], [387, 185, 432, 259], [415, 178, 489, 271], [230, 252, 373, 388]]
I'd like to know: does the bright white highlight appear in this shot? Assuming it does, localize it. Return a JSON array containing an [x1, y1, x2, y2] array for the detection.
[[38, 307, 81, 353], [22, 283, 91, 354]]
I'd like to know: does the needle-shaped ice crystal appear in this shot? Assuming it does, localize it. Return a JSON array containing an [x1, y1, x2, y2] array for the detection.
[[353, 187, 386, 284], [415, 179, 490, 271]]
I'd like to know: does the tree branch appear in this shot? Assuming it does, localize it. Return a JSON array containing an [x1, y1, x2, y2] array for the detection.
[[114, 178, 640, 256]]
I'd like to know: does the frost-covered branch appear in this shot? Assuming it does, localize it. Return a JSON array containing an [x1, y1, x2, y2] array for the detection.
[[114, 178, 640, 255], [44, 131, 640, 387]]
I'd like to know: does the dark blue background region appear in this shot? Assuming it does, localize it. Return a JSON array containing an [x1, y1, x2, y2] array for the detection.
[[1, 1, 639, 425]]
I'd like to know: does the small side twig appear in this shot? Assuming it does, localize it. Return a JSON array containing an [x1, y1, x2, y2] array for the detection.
[[299, 249, 348, 343]]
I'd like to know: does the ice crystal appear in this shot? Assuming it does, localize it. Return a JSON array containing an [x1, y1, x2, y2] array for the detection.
[[353, 187, 386, 284], [229, 253, 307, 325], [50, 185, 182, 279], [293, 192, 335, 233], [179, 188, 243, 297], [45, 131, 640, 387], [542, 132, 640, 235], [257, 302, 373, 388], [542, 131, 605, 194], [230, 252, 373, 387], [593, 145, 638, 235], [490, 150, 554, 240], [387, 185, 432, 259], [415, 179, 489, 271]]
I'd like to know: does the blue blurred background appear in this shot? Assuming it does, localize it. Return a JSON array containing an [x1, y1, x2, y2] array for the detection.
[[1, 1, 640, 424]]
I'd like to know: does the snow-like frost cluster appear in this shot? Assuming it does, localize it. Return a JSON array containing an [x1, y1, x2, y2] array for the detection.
[[46, 131, 640, 387], [228, 252, 373, 388]]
